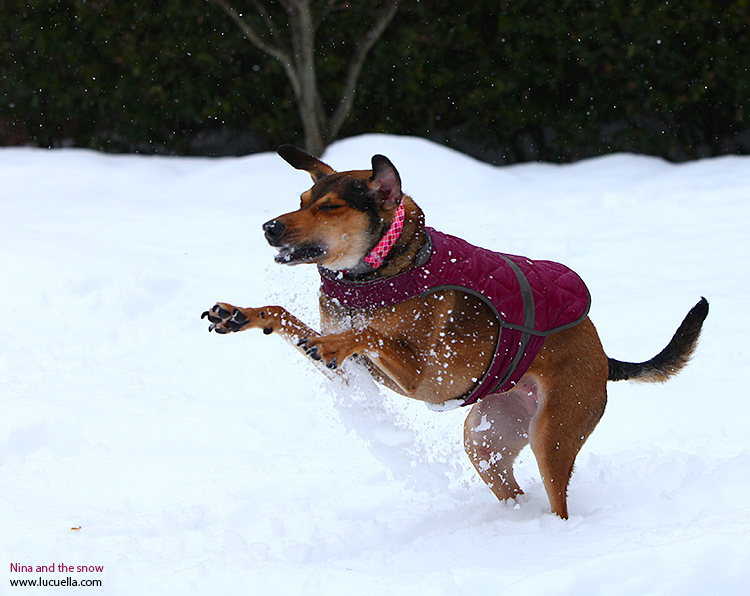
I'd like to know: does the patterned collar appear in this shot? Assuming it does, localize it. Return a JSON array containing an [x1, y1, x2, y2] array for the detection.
[[363, 201, 405, 269]]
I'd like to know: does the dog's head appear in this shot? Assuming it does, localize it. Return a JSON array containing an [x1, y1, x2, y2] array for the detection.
[[264, 145, 403, 272]]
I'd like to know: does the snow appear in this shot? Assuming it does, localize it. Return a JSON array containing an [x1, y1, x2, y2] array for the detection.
[[2, 134, 749, 594]]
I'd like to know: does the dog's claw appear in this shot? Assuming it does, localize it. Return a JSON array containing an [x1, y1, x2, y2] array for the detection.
[[202, 310, 223, 324], [306, 346, 321, 361], [326, 358, 338, 370], [297, 337, 308, 348]]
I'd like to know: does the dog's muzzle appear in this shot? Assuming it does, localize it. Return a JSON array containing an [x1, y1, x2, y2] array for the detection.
[[263, 218, 325, 265]]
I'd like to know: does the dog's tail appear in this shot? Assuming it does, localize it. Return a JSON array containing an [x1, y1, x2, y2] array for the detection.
[[607, 297, 709, 383]]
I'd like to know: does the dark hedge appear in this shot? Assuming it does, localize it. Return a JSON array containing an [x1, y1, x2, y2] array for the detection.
[[2, 0, 748, 162]]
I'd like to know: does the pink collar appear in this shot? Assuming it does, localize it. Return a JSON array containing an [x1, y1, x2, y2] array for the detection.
[[363, 201, 405, 269]]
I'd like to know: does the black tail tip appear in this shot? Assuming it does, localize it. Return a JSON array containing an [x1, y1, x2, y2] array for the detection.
[[693, 296, 709, 321]]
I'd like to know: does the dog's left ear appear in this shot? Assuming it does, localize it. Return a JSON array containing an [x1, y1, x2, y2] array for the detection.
[[369, 155, 402, 210], [277, 144, 335, 182]]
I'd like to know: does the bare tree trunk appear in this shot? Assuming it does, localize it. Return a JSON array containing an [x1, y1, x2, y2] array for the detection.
[[211, 0, 401, 156], [283, 0, 326, 155]]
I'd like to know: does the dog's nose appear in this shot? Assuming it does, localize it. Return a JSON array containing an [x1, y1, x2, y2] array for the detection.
[[263, 219, 286, 245]]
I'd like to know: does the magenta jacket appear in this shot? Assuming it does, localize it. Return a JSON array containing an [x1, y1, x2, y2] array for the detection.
[[319, 229, 591, 406]]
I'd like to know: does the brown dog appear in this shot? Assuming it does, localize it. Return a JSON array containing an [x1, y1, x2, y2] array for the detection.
[[203, 145, 708, 519]]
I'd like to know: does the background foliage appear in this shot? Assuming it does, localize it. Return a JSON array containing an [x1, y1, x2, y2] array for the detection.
[[2, 0, 748, 162]]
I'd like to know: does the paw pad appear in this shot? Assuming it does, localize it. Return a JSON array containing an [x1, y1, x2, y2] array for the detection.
[[202, 304, 248, 333]]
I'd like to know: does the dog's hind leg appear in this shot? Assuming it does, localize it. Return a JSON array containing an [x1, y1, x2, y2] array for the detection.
[[526, 318, 609, 518], [463, 380, 538, 501], [528, 387, 604, 519]]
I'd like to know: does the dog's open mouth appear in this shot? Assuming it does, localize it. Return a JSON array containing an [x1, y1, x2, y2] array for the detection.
[[274, 245, 326, 265]]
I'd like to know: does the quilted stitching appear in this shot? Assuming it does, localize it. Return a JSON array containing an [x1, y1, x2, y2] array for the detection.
[[319, 228, 591, 405]]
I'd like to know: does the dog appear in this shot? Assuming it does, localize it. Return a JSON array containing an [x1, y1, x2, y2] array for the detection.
[[203, 145, 708, 519]]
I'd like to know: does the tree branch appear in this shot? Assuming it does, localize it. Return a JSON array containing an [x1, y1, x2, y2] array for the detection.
[[212, 0, 401, 154], [315, 0, 339, 30], [327, 0, 400, 141], [248, 0, 281, 43], [210, 0, 301, 98], [276, 0, 299, 17]]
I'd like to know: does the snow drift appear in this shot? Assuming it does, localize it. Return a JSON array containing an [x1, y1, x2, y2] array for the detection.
[[2, 135, 749, 595]]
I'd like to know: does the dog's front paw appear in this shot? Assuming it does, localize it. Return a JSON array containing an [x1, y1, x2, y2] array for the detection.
[[201, 303, 244, 334], [297, 335, 360, 369], [202, 303, 273, 335]]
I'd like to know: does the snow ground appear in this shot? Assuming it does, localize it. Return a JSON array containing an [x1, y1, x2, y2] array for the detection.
[[1, 134, 749, 595]]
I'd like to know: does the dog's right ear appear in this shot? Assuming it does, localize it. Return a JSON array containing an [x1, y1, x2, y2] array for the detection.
[[277, 145, 335, 182], [369, 154, 402, 211]]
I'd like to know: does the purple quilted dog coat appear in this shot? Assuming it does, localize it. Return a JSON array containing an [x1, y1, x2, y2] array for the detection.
[[320, 228, 591, 406]]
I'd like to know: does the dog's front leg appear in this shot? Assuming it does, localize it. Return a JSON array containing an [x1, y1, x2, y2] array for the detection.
[[202, 302, 330, 364], [300, 330, 422, 394]]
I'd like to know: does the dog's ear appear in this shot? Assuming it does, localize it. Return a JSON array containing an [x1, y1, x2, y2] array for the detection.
[[277, 145, 335, 182], [369, 155, 402, 211]]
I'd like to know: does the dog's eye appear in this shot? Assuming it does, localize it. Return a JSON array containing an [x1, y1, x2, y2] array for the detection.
[[317, 203, 343, 212]]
